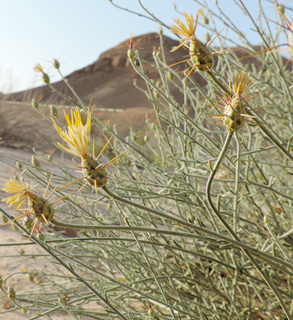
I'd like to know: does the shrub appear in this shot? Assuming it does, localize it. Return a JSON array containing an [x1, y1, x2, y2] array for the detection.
[[1, 1, 292, 319]]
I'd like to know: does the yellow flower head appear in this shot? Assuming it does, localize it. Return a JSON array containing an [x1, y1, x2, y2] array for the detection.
[[1, 179, 31, 209], [1, 177, 58, 238], [230, 72, 253, 98], [52, 107, 91, 159], [34, 63, 43, 73], [171, 12, 198, 40], [171, 13, 198, 51]]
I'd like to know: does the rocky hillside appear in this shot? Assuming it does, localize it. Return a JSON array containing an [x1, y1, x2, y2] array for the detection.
[[5, 33, 201, 109], [0, 33, 271, 151]]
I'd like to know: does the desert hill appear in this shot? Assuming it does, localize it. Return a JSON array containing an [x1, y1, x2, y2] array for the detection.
[[0, 32, 265, 151], [5, 33, 198, 108], [0, 33, 197, 150]]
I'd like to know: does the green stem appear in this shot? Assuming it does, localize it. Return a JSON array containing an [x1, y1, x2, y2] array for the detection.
[[206, 131, 235, 236], [233, 132, 240, 233], [206, 132, 292, 319], [259, 124, 293, 162], [49, 218, 293, 275], [244, 179, 293, 201], [207, 70, 231, 95], [0, 209, 127, 320], [102, 185, 201, 229], [57, 69, 87, 111], [137, 0, 170, 30], [128, 52, 235, 162]]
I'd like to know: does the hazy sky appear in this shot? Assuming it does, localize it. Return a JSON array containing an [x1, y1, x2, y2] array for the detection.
[[0, 0, 286, 93]]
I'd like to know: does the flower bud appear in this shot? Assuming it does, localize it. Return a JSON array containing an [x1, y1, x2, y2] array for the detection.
[[28, 273, 34, 282], [205, 32, 211, 42], [167, 71, 174, 81], [2, 214, 9, 224], [31, 156, 41, 168], [42, 72, 50, 84], [127, 48, 135, 60], [277, 5, 285, 15], [32, 99, 39, 110], [50, 105, 58, 117], [203, 16, 209, 24], [53, 59, 60, 69], [37, 232, 45, 241], [7, 286, 16, 301], [148, 302, 155, 318], [23, 215, 34, 230], [153, 50, 161, 59], [18, 248, 25, 255], [16, 161, 23, 170]]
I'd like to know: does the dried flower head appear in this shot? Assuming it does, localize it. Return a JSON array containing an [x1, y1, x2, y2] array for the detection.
[[52, 107, 91, 159]]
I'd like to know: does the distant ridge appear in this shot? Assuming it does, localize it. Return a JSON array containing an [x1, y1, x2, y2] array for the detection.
[[4, 33, 267, 110], [0, 33, 276, 150], [5, 33, 193, 110]]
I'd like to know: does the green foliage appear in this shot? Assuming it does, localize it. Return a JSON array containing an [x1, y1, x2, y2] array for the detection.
[[0, 1, 292, 319]]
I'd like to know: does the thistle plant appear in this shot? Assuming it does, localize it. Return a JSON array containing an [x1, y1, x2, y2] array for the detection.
[[208, 71, 257, 132], [170, 12, 228, 76], [0, 1, 293, 319], [1, 178, 55, 238], [52, 107, 127, 194]]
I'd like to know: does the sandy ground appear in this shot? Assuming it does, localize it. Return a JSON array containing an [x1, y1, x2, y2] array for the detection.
[[0, 148, 65, 319], [0, 96, 156, 318], [0, 147, 107, 319]]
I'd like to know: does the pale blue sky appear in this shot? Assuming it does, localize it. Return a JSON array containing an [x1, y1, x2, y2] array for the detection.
[[0, 0, 285, 93]]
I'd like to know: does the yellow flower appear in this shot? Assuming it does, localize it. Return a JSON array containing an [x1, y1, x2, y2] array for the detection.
[[52, 108, 129, 193], [52, 107, 91, 159], [1, 175, 67, 239], [170, 13, 198, 51], [1, 179, 31, 209], [230, 72, 253, 98], [34, 63, 43, 73], [171, 12, 197, 40], [170, 12, 226, 73]]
